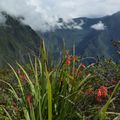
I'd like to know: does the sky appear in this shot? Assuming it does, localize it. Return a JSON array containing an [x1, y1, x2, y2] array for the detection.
[[0, 0, 120, 31]]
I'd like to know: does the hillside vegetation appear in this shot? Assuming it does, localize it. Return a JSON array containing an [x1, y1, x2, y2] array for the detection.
[[0, 40, 120, 120]]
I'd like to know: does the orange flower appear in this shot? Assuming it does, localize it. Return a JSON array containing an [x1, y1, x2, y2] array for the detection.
[[26, 94, 32, 110], [72, 55, 77, 62]]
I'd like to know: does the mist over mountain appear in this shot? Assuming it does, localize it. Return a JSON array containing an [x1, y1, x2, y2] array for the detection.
[[37, 11, 120, 61], [0, 11, 120, 67]]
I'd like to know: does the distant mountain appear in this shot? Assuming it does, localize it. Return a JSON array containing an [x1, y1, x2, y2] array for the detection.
[[37, 11, 120, 61], [0, 12, 40, 67]]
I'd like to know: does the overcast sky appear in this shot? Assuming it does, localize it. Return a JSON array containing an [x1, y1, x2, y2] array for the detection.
[[0, 0, 120, 31]]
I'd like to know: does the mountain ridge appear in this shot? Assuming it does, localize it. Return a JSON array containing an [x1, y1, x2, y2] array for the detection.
[[38, 11, 120, 61]]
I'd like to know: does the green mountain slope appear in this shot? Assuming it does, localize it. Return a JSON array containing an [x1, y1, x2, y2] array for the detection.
[[0, 12, 40, 67]]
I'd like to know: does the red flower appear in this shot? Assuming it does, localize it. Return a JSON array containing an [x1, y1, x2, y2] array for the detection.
[[99, 86, 108, 97], [65, 58, 71, 65], [65, 50, 71, 65], [96, 86, 108, 102]]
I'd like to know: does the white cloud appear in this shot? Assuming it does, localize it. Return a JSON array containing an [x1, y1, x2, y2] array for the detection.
[[0, 0, 119, 31], [56, 19, 84, 30], [91, 21, 106, 30], [0, 12, 6, 24]]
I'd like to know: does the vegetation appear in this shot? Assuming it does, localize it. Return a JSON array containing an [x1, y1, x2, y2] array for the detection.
[[0, 40, 120, 120]]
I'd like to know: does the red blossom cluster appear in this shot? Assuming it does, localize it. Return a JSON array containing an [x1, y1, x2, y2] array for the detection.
[[65, 51, 78, 65], [96, 86, 108, 102]]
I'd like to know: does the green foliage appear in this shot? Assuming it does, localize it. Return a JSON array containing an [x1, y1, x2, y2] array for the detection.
[[0, 40, 120, 120], [113, 40, 120, 56]]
